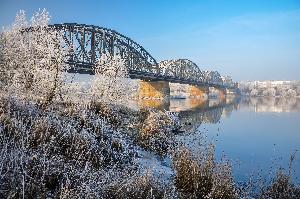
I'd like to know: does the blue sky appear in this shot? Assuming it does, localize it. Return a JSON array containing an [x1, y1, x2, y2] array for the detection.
[[1, 0, 300, 81]]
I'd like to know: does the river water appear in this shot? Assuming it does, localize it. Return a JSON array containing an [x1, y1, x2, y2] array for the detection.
[[133, 96, 300, 183]]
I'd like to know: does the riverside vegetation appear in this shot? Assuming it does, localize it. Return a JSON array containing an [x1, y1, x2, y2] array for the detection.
[[0, 9, 299, 199]]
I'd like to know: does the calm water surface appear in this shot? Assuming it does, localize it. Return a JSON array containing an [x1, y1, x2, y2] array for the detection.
[[134, 97, 300, 183]]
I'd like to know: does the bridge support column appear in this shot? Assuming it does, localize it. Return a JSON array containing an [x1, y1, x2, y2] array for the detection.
[[188, 85, 209, 99], [139, 80, 170, 99]]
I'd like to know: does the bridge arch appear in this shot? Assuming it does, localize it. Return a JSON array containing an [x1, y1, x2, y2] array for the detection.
[[159, 59, 204, 84], [49, 23, 159, 75], [203, 71, 223, 86]]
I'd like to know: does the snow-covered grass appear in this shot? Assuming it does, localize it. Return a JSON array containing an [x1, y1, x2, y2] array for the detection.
[[0, 89, 181, 198], [1, 94, 300, 198], [173, 146, 238, 198], [0, 93, 181, 198], [0, 95, 137, 197]]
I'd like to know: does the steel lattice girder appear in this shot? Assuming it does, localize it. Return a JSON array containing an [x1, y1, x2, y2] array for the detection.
[[20, 23, 237, 88], [49, 23, 159, 75], [159, 59, 204, 82]]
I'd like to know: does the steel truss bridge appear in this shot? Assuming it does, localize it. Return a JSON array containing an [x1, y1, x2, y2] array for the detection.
[[49, 23, 237, 89]]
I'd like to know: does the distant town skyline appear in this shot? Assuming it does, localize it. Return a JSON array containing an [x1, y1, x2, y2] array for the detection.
[[1, 0, 300, 81]]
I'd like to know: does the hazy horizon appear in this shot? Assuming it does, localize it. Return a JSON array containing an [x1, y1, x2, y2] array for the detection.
[[1, 0, 299, 81]]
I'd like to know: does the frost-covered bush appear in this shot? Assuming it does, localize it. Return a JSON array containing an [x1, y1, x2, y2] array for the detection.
[[259, 169, 300, 199], [136, 108, 180, 154], [0, 96, 137, 198], [90, 53, 131, 104], [0, 9, 68, 104], [172, 147, 238, 199], [103, 171, 169, 198], [89, 101, 140, 129], [286, 89, 297, 97], [296, 86, 300, 96], [250, 89, 258, 96], [262, 88, 276, 97]]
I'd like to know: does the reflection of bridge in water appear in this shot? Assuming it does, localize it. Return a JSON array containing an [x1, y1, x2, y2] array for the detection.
[[137, 96, 240, 133], [177, 97, 240, 132]]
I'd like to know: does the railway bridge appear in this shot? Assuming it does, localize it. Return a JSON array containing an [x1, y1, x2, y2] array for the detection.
[[49, 23, 239, 99]]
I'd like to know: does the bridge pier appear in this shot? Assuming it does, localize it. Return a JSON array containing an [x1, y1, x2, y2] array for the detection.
[[139, 80, 170, 99], [188, 85, 209, 99]]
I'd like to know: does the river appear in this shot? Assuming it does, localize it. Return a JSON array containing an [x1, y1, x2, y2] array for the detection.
[[132, 96, 300, 183]]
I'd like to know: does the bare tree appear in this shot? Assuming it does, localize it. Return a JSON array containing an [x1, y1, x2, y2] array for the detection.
[[0, 9, 68, 105]]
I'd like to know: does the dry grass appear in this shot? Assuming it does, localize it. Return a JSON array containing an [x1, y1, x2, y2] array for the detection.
[[1, 95, 300, 198], [258, 169, 300, 199], [104, 172, 169, 199], [0, 96, 136, 198], [172, 147, 238, 199]]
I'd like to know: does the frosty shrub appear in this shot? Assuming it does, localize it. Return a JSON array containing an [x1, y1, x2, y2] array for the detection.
[[0, 96, 137, 198], [90, 53, 130, 105], [286, 89, 297, 97], [137, 108, 180, 154], [296, 86, 300, 96], [258, 169, 300, 199], [89, 100, 139, 128], [250, 89, 258, 96], [0, 9, 68, 104], [104, 171, 168, 198], [262, 88, 276, 97], [172, 147, 238, 199]]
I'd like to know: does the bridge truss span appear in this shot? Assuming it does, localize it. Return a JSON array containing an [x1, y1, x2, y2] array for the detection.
[[30, 23, 237, 89], [203, 71, 224, 87], [50, 23, 159, 75], [159, 59, 206, 85]]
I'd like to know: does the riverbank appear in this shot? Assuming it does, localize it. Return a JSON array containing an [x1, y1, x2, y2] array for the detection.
[[1, 94, 299, 198]]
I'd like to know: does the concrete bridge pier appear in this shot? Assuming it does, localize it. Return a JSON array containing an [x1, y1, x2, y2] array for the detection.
[[139, 80, 170, 99], [188, 85, 209, 99]]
